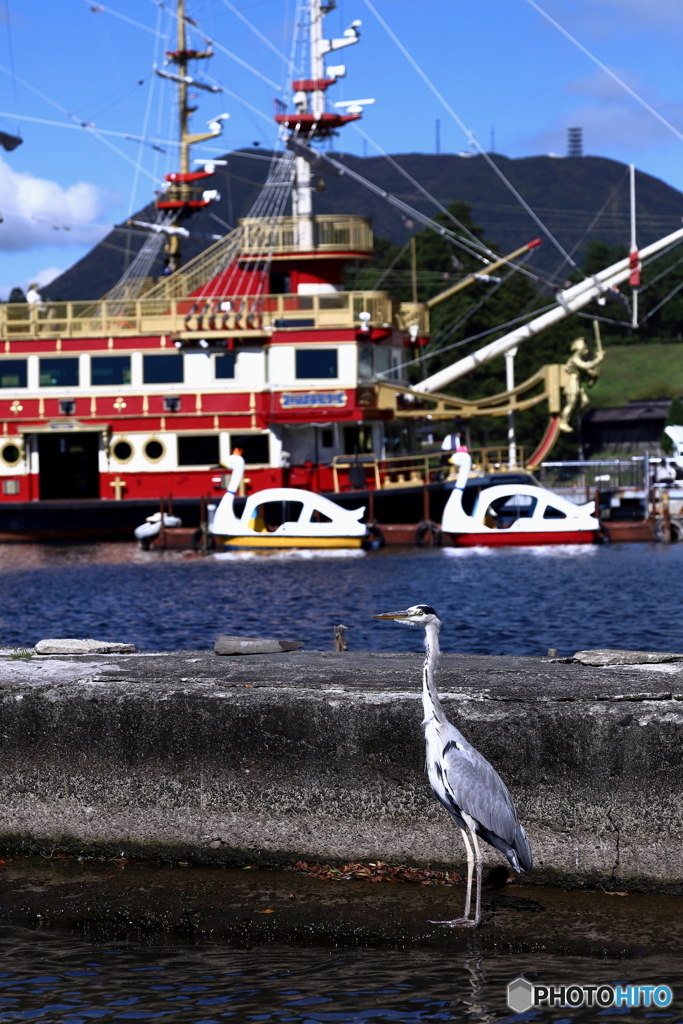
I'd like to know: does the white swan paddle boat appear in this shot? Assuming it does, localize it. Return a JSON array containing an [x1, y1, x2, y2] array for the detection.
[[442, 451, 600, 546], [210, 453, 368, 549]]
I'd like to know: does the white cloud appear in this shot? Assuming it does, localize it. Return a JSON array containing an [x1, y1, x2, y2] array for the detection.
[[586, 0, 681, 23], [566, 67, 644, 101], [0, 157, 115, 252], [0, 269, 63, 301]]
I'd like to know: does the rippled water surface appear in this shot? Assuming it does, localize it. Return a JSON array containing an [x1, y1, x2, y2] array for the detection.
[[0, 929, 682, 1023], [0, 542, 680, 655]]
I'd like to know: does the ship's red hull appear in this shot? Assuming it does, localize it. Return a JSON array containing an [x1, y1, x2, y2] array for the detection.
[[447, 530, 597, 547]]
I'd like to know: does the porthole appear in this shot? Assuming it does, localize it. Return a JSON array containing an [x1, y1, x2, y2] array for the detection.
[[112, 438, 134, 463], [144, 437, 166, 462], [0, 442, 21, 467]]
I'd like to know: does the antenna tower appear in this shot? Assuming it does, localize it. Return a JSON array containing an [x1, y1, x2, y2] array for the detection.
[[567, 127, 583, 157]]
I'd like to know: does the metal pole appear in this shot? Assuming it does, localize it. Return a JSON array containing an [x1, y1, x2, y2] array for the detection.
[[505, 346, 518, 467], [630, 164, 639, 330], [410, 236, 418, 305], [414, 222, 683, 393]]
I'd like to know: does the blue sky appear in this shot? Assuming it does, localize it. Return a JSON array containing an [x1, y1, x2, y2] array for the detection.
[[0, 0, 682, 297]]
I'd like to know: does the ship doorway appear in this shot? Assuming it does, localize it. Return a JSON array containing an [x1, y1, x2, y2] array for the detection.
[[38, 432, 100, 500]]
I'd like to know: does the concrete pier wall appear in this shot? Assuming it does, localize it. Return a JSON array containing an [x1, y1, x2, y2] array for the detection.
[[0, 649, 681, 893]]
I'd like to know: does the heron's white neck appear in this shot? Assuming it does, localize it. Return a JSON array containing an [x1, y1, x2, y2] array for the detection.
[[422, 619, 447, 726]]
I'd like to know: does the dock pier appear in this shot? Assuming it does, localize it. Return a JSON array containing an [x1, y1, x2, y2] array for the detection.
[[1, 649, 681, 894]]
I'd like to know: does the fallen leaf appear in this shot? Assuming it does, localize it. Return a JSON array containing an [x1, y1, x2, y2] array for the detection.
[[244, 684, 252, 688], [258, 908, 274, 914], [603, 890, 628, 896], [287, 893, 295, 899], [107, 874, 115, 880]]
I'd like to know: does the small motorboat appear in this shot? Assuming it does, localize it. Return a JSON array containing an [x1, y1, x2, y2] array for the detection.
[[210, 452, 368, 549], [442, 451, 599, 546]]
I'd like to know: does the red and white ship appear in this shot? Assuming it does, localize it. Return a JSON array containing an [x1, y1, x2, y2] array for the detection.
[[0, 0, 680, 545], [0, 0, 437, 541]]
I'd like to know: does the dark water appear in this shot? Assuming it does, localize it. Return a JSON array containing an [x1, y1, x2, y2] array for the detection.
[[0, 542, 680, 656], [0, 928, 682, 1023], [2, 542, 682, 1020]]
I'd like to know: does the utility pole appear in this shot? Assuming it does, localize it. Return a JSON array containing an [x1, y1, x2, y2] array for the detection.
[[435, 119, 440, 154]]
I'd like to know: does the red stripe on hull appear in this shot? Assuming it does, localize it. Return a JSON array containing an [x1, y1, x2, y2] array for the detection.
[[449, 530, 597, 547]]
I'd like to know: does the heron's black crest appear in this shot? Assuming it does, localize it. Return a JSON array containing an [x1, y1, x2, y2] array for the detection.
[[416, 604, 437, 615]]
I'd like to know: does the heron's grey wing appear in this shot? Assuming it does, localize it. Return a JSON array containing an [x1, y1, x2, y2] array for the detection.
[[439, 729, 532, 870]]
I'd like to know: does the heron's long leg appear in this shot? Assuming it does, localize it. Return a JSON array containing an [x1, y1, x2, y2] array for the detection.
[[428, 827, 476, 928], [470, 828, 483, 926], [461, 828, 474, 919]]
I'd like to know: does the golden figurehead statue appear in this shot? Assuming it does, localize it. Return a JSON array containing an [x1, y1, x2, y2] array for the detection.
[[559, 320, 604, 433]]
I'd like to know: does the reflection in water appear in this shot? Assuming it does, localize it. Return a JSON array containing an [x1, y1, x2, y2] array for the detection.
[[0, 542, 681, 655], [0, 929, 680, 1023]]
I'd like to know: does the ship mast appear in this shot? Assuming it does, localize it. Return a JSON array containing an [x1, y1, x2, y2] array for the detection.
[[154, 0, 226, 273], [279, 0, 366, 251]]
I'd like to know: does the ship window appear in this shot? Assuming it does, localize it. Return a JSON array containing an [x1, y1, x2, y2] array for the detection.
[[1, 442, 21, 466], [178, 435, 220, 465], [39, 358, 79, 387], [143, 354, 184, 384], [270, 271, 290, 294], [215, 353, 236, 379], [310, 509, 333, 523], [143, 438, 165, 462], [485, 493, 537, 529], [320, 428, 334, 448], [92, 356, 131, 386], [344, 425, 374, 455], [543, 505, 567, 519], [112, 439, 133, 463], [0, 359, 27, 388], [358, 346, 373, 379], [296, 348, 338, 379], [230, 434, 269, 465], [254, 500, 304, 530]]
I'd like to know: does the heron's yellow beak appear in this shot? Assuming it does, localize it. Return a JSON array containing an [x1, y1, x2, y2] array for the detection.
[[374, 610, 411, 620]]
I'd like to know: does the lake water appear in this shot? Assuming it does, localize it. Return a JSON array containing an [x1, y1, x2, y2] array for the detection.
[[0, 541, 680, 657], [2, 541, 682, 1020], [1, 926, 682, 1024]]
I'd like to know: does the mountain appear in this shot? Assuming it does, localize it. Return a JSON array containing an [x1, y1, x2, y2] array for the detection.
[[43, 151, 683, 300]]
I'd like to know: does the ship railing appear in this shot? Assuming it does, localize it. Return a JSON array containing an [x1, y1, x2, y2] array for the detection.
[[0, 290, 398, 338], [240, 214, 373, 254], [139, 216, 374, 301], [538, 458, 648, 495], [331, 447, 528, 492]]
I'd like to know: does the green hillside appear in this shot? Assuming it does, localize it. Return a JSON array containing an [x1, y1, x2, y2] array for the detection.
[[589, 344, 683, 407]]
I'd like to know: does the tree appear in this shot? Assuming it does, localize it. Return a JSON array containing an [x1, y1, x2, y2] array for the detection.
[[8, 287, 25, 303]]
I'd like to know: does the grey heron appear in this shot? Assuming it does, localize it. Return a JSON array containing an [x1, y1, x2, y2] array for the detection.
[[374, 604, 532, 927]]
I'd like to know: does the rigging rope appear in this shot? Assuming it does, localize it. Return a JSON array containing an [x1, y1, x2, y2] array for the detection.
[[107, 212, 176, 306], [362, 0, 580, 273], [351, 123, 490, 255], [524, 0, 683, 147]]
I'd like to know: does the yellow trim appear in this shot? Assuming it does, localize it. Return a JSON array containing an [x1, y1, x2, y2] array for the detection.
[[217, 535, 363, 550]]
